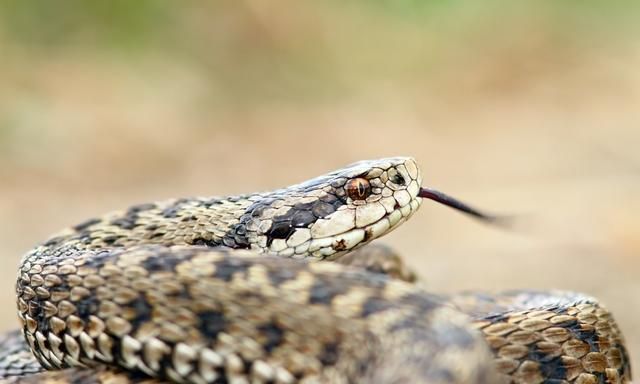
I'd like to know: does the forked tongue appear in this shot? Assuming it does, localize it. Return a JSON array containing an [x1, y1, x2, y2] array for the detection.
[[418, 187, 509, 226]]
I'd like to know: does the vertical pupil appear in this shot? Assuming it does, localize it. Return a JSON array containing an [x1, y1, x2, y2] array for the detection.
[[347, 178, 369, 200]]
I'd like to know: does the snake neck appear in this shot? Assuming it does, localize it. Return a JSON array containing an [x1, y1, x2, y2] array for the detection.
[[31, 196, 257, 256]]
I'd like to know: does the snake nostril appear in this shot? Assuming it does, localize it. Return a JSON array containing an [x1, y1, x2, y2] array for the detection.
[[391, 173, 406, 186]]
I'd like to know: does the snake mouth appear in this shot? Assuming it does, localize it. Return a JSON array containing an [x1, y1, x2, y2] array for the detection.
[[418, 187, 503, 224]]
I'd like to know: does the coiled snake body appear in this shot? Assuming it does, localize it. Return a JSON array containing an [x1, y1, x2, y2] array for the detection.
[[0, 157, 631, 383]]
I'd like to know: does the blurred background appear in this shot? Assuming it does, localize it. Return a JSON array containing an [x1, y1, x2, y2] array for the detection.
[[0, 0, 638, 371]]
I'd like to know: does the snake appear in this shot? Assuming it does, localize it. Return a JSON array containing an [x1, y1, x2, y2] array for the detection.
[[0, 156, 631, 384]]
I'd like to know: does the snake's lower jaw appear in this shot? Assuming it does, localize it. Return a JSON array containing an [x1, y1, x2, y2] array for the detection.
[[358, 197, 422, 250], [309, 198, 422, 261]]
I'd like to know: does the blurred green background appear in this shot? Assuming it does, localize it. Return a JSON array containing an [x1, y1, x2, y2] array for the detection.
[[0, 0, 638, 371]]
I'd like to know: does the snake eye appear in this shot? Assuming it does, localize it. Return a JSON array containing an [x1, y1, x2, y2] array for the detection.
[[345, 178, 371, 200]]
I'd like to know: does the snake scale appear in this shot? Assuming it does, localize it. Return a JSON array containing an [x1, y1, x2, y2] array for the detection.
[[0, 157, 631, 383]]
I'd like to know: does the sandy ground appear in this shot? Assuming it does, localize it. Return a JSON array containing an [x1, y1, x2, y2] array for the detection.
[[0, 1, 638, 373]]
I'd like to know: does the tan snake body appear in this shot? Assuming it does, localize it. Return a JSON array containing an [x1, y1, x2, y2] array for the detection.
[[0, 157, 631, 383]]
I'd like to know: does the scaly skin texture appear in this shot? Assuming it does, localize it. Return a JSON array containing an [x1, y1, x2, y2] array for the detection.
[[1, 157, 632, 383], [454, 291, 631, 383]]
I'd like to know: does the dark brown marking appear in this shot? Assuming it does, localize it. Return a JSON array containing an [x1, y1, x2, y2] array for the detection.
[[332, 239, 347, 252], [363, 228, 374, 242], [258, 322, 285, 353], [73, 218, 102, 232]]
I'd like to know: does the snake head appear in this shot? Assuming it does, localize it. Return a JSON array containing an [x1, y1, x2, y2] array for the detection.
[[243, 157, 423, 260]]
